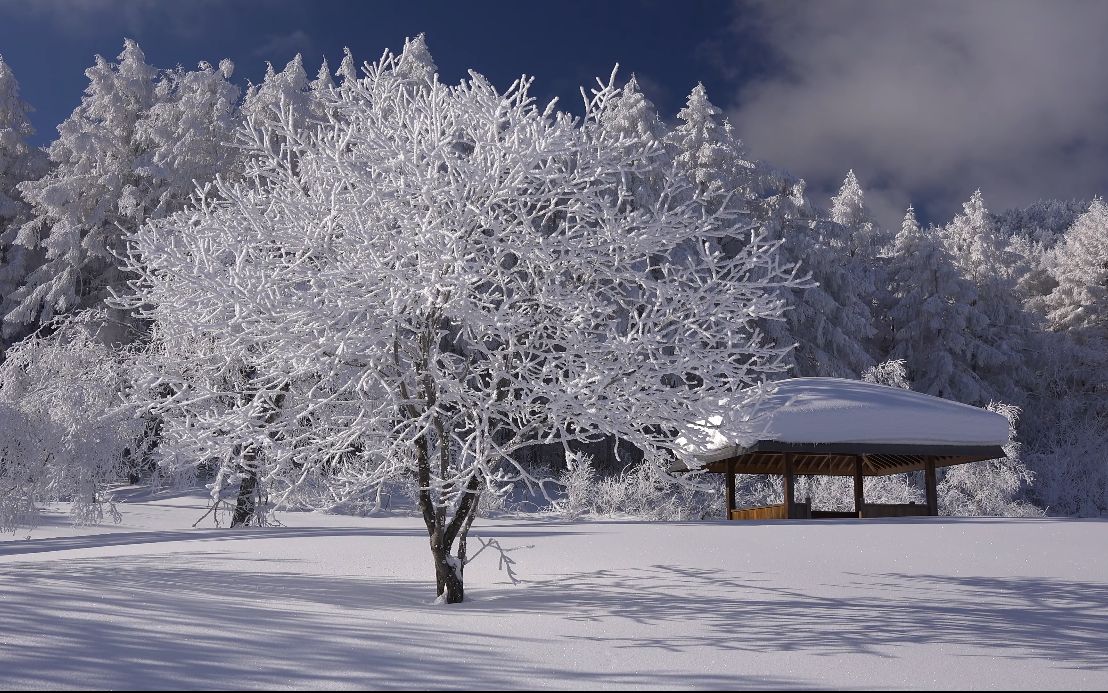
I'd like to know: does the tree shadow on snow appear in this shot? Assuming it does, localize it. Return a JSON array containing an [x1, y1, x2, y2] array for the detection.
[[479, 563, 1108, 672], [0, 556, 801, 690], [0, 525, 590, 558]]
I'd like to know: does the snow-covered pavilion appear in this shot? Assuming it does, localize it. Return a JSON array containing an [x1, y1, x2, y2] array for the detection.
[[676, 378, 1010, 520]]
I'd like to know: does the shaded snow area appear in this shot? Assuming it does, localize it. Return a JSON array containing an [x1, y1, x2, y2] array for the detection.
[[681, 378, 1012, 464], [1, 492, 1105, 690]]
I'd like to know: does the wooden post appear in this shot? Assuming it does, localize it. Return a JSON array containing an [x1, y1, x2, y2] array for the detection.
[[725, 459, 735, 521], [925, 459, 938, 516], [854, 455, 865, 519], [783, 453, 796, 519]]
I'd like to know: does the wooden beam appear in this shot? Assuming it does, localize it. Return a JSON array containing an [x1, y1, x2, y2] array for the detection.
[[925, 459, 938, 516], [783, 452, 796, 519], [725, 459, 736, 520], [854, 455, 865, 518]]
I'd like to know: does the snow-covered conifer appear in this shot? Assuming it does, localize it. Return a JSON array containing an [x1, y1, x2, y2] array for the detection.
[[0, 55, 47, 338], [887, 206, 992, 401], [133, 58, 240, 219], [597, 74, 668, 211], [829, 169, 877, 259], [942, 190, 1031, 401], [4, 40, 156, 339], [311, 58, 335, 93], [241, 54, 312, 127], [337, 47, 358, 88], [1043, 198, 1108, 333], [667, 83, 748, 208], [754, 181, 877, 378], [394, 33, 436, 85]]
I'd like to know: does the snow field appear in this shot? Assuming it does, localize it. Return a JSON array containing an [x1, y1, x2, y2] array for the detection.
[[1, 493, 1105, 690]]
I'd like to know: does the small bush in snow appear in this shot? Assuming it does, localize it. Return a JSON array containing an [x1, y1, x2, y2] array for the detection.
[[0, 313, 144, 530]]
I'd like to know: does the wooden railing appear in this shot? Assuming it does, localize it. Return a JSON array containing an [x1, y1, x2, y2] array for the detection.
[[729, 502, 930, 520], [730, 501, 811, 520], [862, 502, 930, 518], [730, 503, 787, 520]]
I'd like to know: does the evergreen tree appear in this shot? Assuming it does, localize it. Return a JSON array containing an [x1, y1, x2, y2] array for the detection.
[[311, 58, 335, 93], [0, 56, 48, 338], [394, 33, 436, 86], [1043, 198, 1108, 334], [597, 75, 667, 210], [133, 59, 240, 219], [5, 40, 157, 339], [241, 54, 312, 127], [829, 169, 876, 259], [887, 206, 991, 402], [942, 190, 1031, 401], [666, 83, 748, 209], [754, 180, 876, 378], [336, 47, 358, 88]]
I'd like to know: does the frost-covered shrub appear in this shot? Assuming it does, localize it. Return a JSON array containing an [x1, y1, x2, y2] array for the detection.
[[556, 455, 723, 521], [938, 402, 1042, 517], [862, 358, 911, 389], [791, 474, 925, 512], [1020, 385, 1108, 517], [0, 313, 145, 530]]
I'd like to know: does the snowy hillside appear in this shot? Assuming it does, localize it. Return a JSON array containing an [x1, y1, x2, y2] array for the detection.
[[1, 493, 1104, 690]]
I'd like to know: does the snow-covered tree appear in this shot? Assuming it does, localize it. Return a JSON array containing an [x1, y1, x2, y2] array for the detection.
[[241, 54, 312, 128], [944, 190, 1016, 284], [336, 47, 359, 89], [753, 181, 876, 378], [311, 58, 335, 93], [133, 59, 241, 219], [4, 40, 157, 340], [886, 206, 991, 401], [597, 74, 667, 211], [0, 55, 48, 340], [394, 33, 436, 86], [1043, 198, 1108, 334], [0, 311, 144, 530], [829, 169, 877, 259], [939, 402, 1041, 517], [861, 358, 911, 390], [122, 47, 803, 602], [941, 190, 1031, 401], [599, 74, 664, 147], [667, 83, 749, 209]]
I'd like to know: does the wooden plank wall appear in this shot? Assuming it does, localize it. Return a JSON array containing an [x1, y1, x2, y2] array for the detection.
[[730, 502, 812, 520], [730, 504, 788, 520]]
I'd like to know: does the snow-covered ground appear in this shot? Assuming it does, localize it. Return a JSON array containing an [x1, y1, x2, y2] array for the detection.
[[1, 492, 1105, 690]]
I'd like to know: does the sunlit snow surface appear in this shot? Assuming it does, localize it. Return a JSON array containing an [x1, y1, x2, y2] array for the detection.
[[1, 490, 1105, 690], [680, 378, 1012, 464]]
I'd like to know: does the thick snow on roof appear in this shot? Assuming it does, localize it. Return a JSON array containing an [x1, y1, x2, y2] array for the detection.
[[681, 377, 1011, 464]]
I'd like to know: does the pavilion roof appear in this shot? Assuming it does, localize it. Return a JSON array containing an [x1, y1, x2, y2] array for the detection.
[[675, 378, 1009, 476]]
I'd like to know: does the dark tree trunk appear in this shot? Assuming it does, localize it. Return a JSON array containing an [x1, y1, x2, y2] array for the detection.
[[431, 536, 465, 604], [416, 429, 482, 604], [122, 412, 164, 484], [231, 447, 259, 528], [228, 370, 289, 528]]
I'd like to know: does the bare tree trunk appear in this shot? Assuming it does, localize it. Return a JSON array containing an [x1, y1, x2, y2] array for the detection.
[[231, 446, 259, 527], [230, 370, 289, 528], [416, 428, 482, 604]]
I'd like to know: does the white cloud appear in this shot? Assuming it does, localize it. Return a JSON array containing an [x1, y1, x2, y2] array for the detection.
[[728, 0, 1108, 226]]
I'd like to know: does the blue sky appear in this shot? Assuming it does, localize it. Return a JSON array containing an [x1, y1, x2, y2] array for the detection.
[[1, 0, 1106, 228], [0, 1, 757, 145]]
